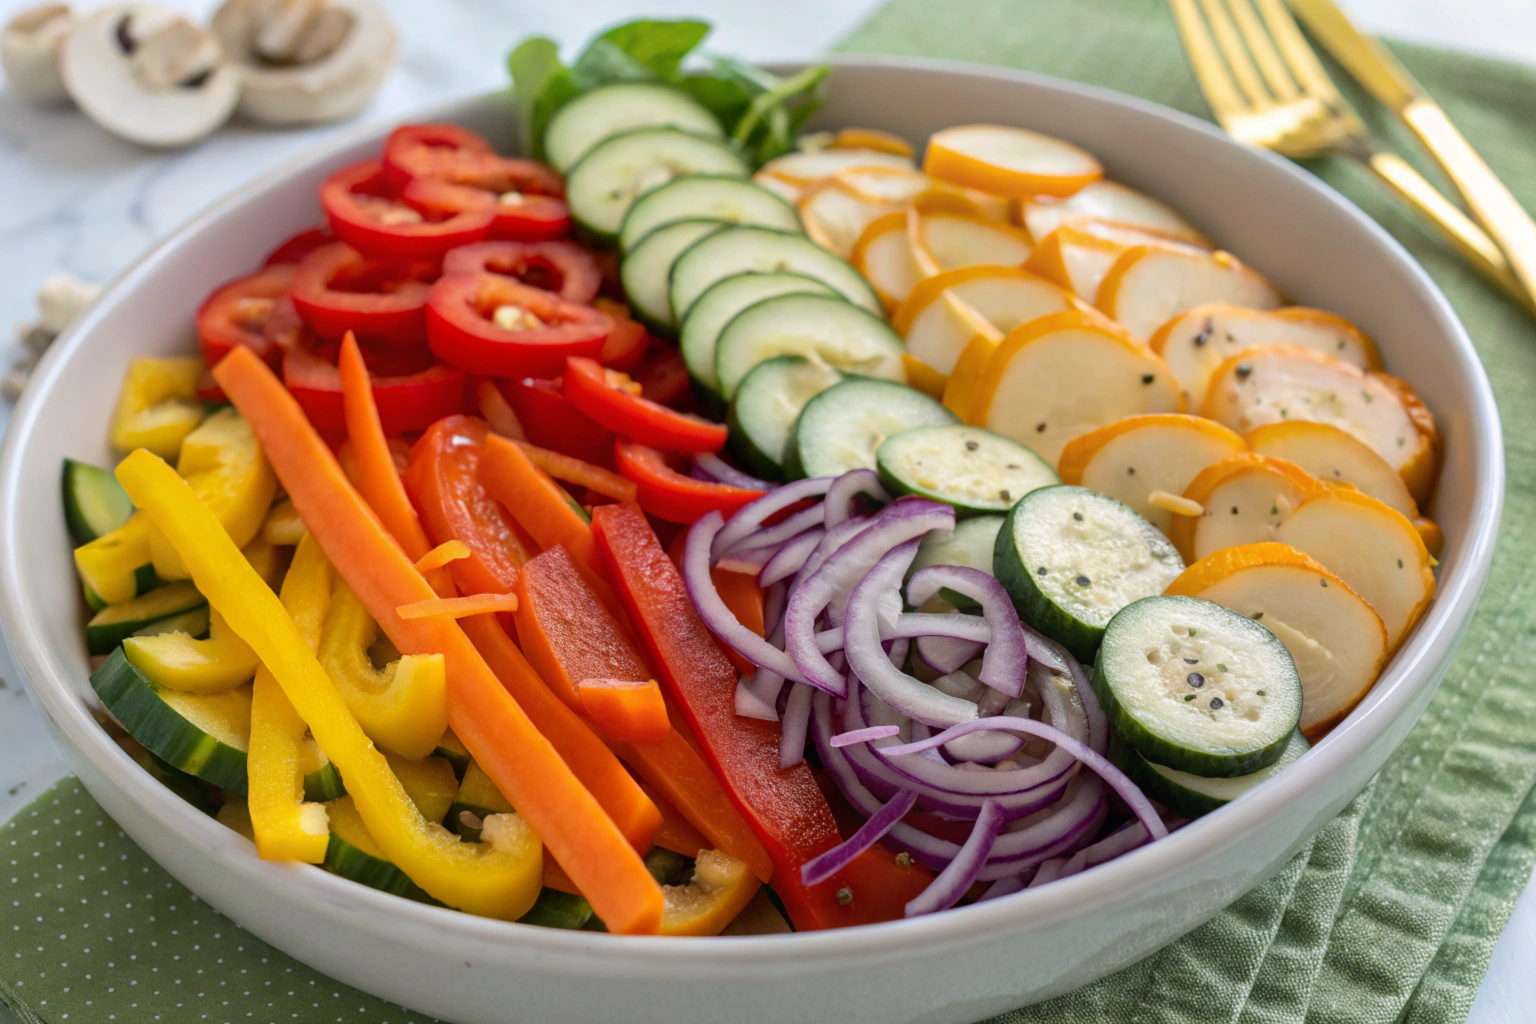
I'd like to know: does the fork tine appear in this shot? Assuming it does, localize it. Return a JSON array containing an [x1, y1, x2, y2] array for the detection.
[[1198, 0, 1271, 106], [1223, 0, 1300, 100], [1167, 0, 1249, 121], [1254, 0, 1345, 104]]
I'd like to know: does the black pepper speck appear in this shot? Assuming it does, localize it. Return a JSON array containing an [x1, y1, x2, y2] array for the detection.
[[965, 440, 979, 451], [1187, 672, 1205, 688], [1210, 697, 1224, 709], [1076, 575, 1090, 586]]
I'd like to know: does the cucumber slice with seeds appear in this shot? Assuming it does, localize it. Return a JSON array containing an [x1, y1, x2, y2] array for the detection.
[[727, 355, 844, 480], [620, 219, 726, 333], [714, 293, 903, 401], [130, 605, 210, 640], [565, 128, 747, 241], [877, 424, 1058, 517], [786, 378, 957, 480], [1094, 594, 1303, 777], [1113, 730, 1309, 818], [544, 83, 724, 174], [86, 581, 207, 655], [994, 485, 1183, 662], [682, 273, 837, 401], [62, 458, 135, 545], [669, 225, 882, 323], [620, 175, 801, 252]]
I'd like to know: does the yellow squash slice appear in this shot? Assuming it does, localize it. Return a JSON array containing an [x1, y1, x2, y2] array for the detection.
[[852, 212, 925, 311], [910, 210, 1033, 274], [1165, 542, 1387, 740], [799, 179, 903, 259], [1057, 414, 1247, 532], [1246, 420, 1416, 519], [834, 166, 930, 205], [1168, 452, 1320, 563], [893, 266, 1077, 377], [1019, 180, 1209, 247], [1097, 247, 1282, 341], [1149, 304, 1382, 409], [1200, 346, 1439, 503], [1024, 223, 1195, 303], [758, 146, 916, 185], [825, 127, 915, 157], [924, 124, 1102, 198]]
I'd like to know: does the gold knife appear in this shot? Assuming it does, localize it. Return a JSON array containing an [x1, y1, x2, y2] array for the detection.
[[1287, 0, 1536, 307]]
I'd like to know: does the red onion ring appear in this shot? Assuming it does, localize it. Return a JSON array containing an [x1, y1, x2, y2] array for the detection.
[[710, 476, 834, 560], [693, 451, 774, 491], [905, 798, 1006, 917], [799, 787, 919, 887], [823, 467, 891, 527], [907, 565, 1028, 699]]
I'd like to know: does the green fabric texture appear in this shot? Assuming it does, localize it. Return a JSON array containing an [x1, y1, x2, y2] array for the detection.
[[841, 2, 1536, 1023]]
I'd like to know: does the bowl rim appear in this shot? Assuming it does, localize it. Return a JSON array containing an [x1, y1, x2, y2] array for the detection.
[[0, 51, 1503, 964]]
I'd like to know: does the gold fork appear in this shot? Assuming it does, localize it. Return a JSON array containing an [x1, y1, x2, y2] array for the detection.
[[1167, 0, 1532, 310]]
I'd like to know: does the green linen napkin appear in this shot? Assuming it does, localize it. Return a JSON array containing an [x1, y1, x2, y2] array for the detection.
[[841, 2, 1536, 1022]]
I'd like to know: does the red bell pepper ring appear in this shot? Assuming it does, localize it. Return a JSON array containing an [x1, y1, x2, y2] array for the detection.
[[591, 503, 934, 930], [500, 377, 616, 467], [451, 156, 569, 242], [381, 123, 495, 192], [564, 357, 727, 453], [281, 341, 468, 437], [289, 242, 435, 346], [196, 263, 293, 366], [262, 225, 335, 267], [633, 344, 693, 408], [322, 161, 494, 263], [614, 440, 762, 524], [442, 241, 601, 305], [425, 272, 610, 377]]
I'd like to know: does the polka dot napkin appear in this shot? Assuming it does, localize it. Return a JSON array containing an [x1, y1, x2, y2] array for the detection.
[[1, 778, 443, 1024]]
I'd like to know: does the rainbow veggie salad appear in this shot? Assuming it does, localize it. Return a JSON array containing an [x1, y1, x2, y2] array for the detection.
[[65, 18, 1444, 936]]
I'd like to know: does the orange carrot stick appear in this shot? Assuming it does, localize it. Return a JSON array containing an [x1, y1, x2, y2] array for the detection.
[[415, 540, 470, 573], [477, 379, 527, 441], [637, 778, 709, 859], [479, 434, 599, 570], [515, 441, 637, 503], [213, 346, 663, 935], [577, 678, 671, 743], [398, 593, 520, 619]]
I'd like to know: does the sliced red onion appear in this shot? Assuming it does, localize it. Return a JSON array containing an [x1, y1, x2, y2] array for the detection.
[[792, 516, 871, 588], [762, 581, 787, 637], [716, 544, 779, 575], [978, 873, 1029, 901], [799, 787, 919, 887], [944, 696, 1030, 764], [759, 527, 825, 587], [736, 665, 783, 721], [824, 468, 891, 528], [711, 476, 834, 561], [694, 452, 774, 491], [907, 565, 1028, 699], [915, 634, 986, 675], [1053, 638, 1108, 756], [884, 612, 990, 643], [831, 725, 902, 748], [780, 682, 813, 768], [904, 799, 1006, 917], [726, 504, 824, 557], [1021, 627, 1070, 674], [1027, 858, 1067, 888]]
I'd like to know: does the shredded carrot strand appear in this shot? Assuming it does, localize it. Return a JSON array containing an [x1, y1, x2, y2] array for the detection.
[[397, 593, 519, 620], [415, 540, 471, 573], [515, 440, 637, 503], [477, 380, 527, 441]]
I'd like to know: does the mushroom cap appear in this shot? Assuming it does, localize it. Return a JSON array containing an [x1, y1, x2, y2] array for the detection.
[[60, 4, 241, 148], [2, 3, 75, 105], [212, 0, 396, 126]]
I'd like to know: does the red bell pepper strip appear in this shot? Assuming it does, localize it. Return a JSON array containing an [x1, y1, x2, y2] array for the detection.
[[289, 242, 434, 346], [564, 357, 728, 453], [263, 225, 334, 267], [634, 344, 692, 407], [594, 301, 651, 373], [402, 416, 535, 597], [426, 272, 611, 377], [284, 342, 467, 437], [381, 123, 495, 192], [501, 377, 615, 467], [321, 161, 494, 263], [443, 241, 601, 305], [614, 440, 764, 524], [591, 503, 933, 928], [196, 264, 292, 366], [214, 346, 665, 934]]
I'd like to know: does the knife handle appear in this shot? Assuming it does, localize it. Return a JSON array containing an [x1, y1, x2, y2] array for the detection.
[[1402, 99, 1536, 309]]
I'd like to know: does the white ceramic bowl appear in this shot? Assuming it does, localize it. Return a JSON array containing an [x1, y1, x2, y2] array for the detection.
[[0, 56, 1503, 1024]]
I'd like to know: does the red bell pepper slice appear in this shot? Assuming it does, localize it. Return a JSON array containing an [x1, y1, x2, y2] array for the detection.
[[426, 272, 610, 377], [381, 123, 495, 192], [263, 225, 335, 267], [281, 342, 467, 437], [442, 241, 601, 305], [564, 357, 727, 453], [289, 242, 435, 346], [322, 161, 494, 263], [500, 377, 616, 467], [633, 343, 693, 408], [402, 415, 536, 596], [449, 155, 569, 241], [594, 300, 651, 373], [196, 263, 292, 366], [591, 503, 933, 929], [614, 440, 762, 524]]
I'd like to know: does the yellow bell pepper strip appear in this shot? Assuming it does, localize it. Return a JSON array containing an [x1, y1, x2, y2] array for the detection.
[[111, 356, 205, 458], [415, 540, 470, 574], [261, 498, 305, 547], [241, 538, 289, 589], [657, 849, 762, 937], [149, 408, 278, 580], [213, 345, 663, 934], [122, 609, 260, 694], [317, 578, 449, 761], [116, 447, 545, 921], [249, 531, 333, 864], [74, 510, 156, 605], [396, 593, 519, 620]]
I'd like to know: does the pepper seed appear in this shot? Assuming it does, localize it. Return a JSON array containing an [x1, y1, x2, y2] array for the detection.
[[1187, 672, 1205, 688]]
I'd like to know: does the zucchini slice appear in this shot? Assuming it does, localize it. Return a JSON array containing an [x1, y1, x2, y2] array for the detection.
[[62, 458, 135, 545], [877, 424, 1057, 516], [1113, 730, 1308, 818], [911, 514, 1005, 612], [892, 266, 1075, 378], [565, 127, 747, 241], [726, 355, 844, 480], [91, 647, 250, 793], [1167, 453, 1318, 564], [994, 485, 1184, 661], [681, 272, 836, 400], [620, 219, 726, 333], [519, 888, 596, 930], [786, 378, 957, 480], [432, 729, 471, 781], [85, 580, 207, 655], [668, 225, 882, 323], [1096, 246, 1282, 341], [714, 293, 903, 401], [1094, 594, 1303, 776], [1246, 420, 1416, 519], [619, 175, 801, 252], [544, 83, 724, 174], [322, 797, 440, 905]]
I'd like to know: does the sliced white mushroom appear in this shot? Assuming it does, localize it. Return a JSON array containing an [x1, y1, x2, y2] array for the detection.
[[60, 5, 240, 147], [1165, 542, 1388, 739], [2, 3, 74, 105], [1168, 452, 1319, 563], [1097, 246, 1282, 341], [892, 266, 1076, 377], [1247, 420, 1416, 519], [1150, 304, 1382, 409], [35, 272, 100, 334], [212, 0, 397, 125], [1020, 180, 1210, 247]]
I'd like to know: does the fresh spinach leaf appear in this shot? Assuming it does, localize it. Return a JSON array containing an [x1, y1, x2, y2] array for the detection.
[[508, 36, 576, 158], [596, 19, 710, 79]]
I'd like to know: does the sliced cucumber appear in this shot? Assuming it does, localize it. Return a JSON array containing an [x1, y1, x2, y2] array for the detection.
[[1113, 730, 1309, 818], [448, 760, 514, 841], [519, 888, 596, 930], [323, 796, 440, 905], [302, 760, 347, 803], [112, 733, 217, 815], [62, 458, 134, 545], [129, 605, 211, 640], [877, 425, 1059, 517], [544, 83, 724, 174], [620, 175, 802, 252], [85, 581, 206, 655], [565, 128, 747, 241], [786, 378, 957, 480], [91, 648, 250, 793], [911, 515, 1006, 612], [714, 293, 903, 401], [726, 355, 844, 480], [681, 272, 837, 401], [620, 219, 726, 333], [668, 225, 882, 323], [432, 730, 471, 781], [1095, 595, 1303, 777], [994, 486, 1183, 662]]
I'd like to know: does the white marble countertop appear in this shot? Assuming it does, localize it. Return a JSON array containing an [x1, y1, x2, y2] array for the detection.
[[0, 0, 1533, 1021]]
